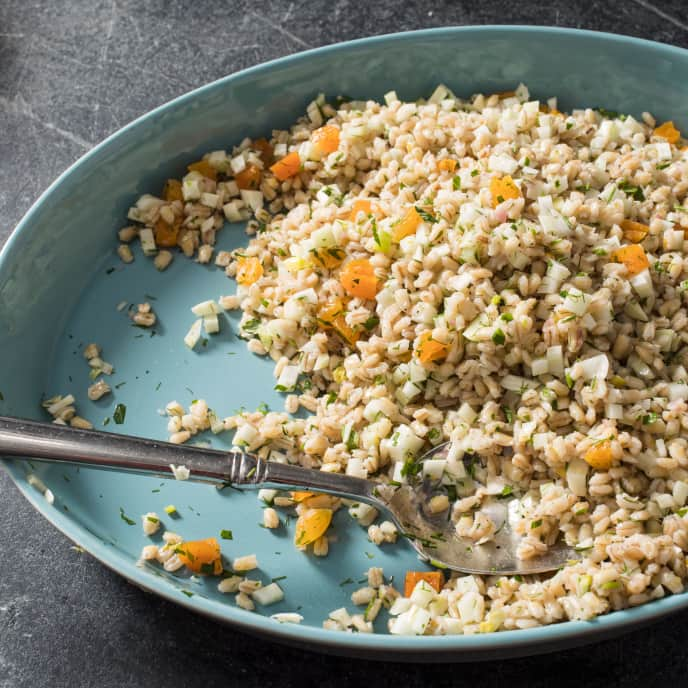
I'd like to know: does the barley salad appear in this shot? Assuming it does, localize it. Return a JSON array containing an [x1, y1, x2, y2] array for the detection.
[[115, 83, 688, 634]]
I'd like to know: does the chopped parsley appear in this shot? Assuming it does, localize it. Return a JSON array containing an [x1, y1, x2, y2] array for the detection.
[[491, 328, 506, 346], [642, 412, 659, 425], [452, 176, 461, 190], [113, 403, 126, 424], [119, 507, 135, 526], [363, 316, 379, 331], [415, 206, 438, 223], [220, 529, 233, 540], [618, 179, 645, 201], [530, 519, 543, 529], [498, 485, 514, 499]]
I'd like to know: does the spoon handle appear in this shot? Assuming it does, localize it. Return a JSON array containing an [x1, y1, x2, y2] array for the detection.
[[0, 415, 376, 502]]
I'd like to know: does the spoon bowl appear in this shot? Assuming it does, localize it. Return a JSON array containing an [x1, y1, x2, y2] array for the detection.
[[0, 416, 576, 575]]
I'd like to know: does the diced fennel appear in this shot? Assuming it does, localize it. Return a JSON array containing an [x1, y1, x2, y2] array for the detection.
[[184, 319, 203, 349]]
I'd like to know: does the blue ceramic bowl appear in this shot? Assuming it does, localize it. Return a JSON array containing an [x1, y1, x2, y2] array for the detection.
[[2, 26, 688, 661]]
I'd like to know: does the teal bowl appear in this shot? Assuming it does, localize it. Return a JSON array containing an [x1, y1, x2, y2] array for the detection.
[[2, 26, 688, 661]]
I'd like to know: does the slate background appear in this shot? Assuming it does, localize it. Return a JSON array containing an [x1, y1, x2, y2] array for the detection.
[[2, 1, 688, 685]]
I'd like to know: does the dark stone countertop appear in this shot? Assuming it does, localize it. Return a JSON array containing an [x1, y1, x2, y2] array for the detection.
[[2, 1, 688, 685]]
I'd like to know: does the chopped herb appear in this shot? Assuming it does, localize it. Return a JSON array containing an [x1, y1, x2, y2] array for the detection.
[[501, 406, 514, 424], [565, 372, 574, 389], [677, 507, 688, 517], [452, 176, 461, 190], [606, 186, 616, 203], [524, 157, 531, 167], [500, 312, 514, 322], [365, 551, 375, 559], [220, 529, 233, 540], [471, 169, 479, 177], [363, 316, 379, 331], [514, 574, 523, 582], [530, 519, 543, 529], [592, 247, 607, 256], [642, 412, 659, 425], [0, 391, 4, 401], [271, 575, 287, 583], [596, 107, 627, 120], [618, 179, 645, 201], [119, 507, 135, 526], [102, 417, 110, 426], [566, 121, 573, 130], [326, 392, 337, 405], [491, 328, 506, 346], [151, 488, 160, 493], [146, 516, 159, 524], [400, 456, 422, 479], [339, 577, 354, 586], [105, 267, 115, 275], [498, 485, 514, 499], [415, 206, 438, 223], [243, 318, 261, 333], [601, 580, 620, 590], [114, 381, 126, 389], [656, 162, 671, 170], [257, 402, 270, 415], [428, 427, 441, 442], [113, 403, 126, 424], [181, 590, 194, 598]]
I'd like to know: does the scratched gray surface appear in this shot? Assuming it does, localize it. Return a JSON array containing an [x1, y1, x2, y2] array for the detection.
[[3, 1, 688, 686]]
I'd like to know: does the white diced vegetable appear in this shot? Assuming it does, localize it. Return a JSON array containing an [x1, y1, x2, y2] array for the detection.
[[191, 300, 222, 317], [567, 458, 589, 497], [184, 319, 203, 349], [139, 228, 157, 256], [252, 582, 284, 606], [203, 314, 220, 334]]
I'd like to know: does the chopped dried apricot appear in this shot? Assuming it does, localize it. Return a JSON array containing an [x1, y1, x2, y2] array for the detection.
[[611, 244, 650, 276], [176, 537, 222, 575], [310, 246, 345, 269], [234, 163, 262, 190], [583, 440, 614, 471], [490, 175, 521, 208], [340, 258, 377, 299], [416, 331, 448, 364], [620, 219, 649, 244], [349, 199, 381, 221], [437, 159, 457, 173], [393, 207, 423, 242], [294, 508, 332, 547], [317, 298, 360, 346], [236, 256, 264, 286], [253, 138, 273, 165], [404, 570, 444, 597], [311, 125, 340, 155], [153, 215, 181, 248], [291, 491, 316, 502], [162, 179, 183, 202], [187, 159, 217, 181], [270, 151, 301, 181], [654, 121, 680, 144]]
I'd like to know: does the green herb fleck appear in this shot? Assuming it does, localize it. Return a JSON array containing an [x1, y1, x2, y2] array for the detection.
[[220, 529, 233, 540], [113, 403, 126, 424], [119, 507, 135, 526], [491, 328, 506, 346]]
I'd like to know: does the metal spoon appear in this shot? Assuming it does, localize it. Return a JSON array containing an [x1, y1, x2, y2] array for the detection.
[[0, 416, 575, 575]]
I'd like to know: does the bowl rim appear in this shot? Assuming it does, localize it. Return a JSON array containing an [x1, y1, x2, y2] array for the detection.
[[3, 24, 688, 657]]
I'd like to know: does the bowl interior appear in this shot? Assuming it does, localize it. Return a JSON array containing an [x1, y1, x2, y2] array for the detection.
[[2, 27, 688, 658]]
